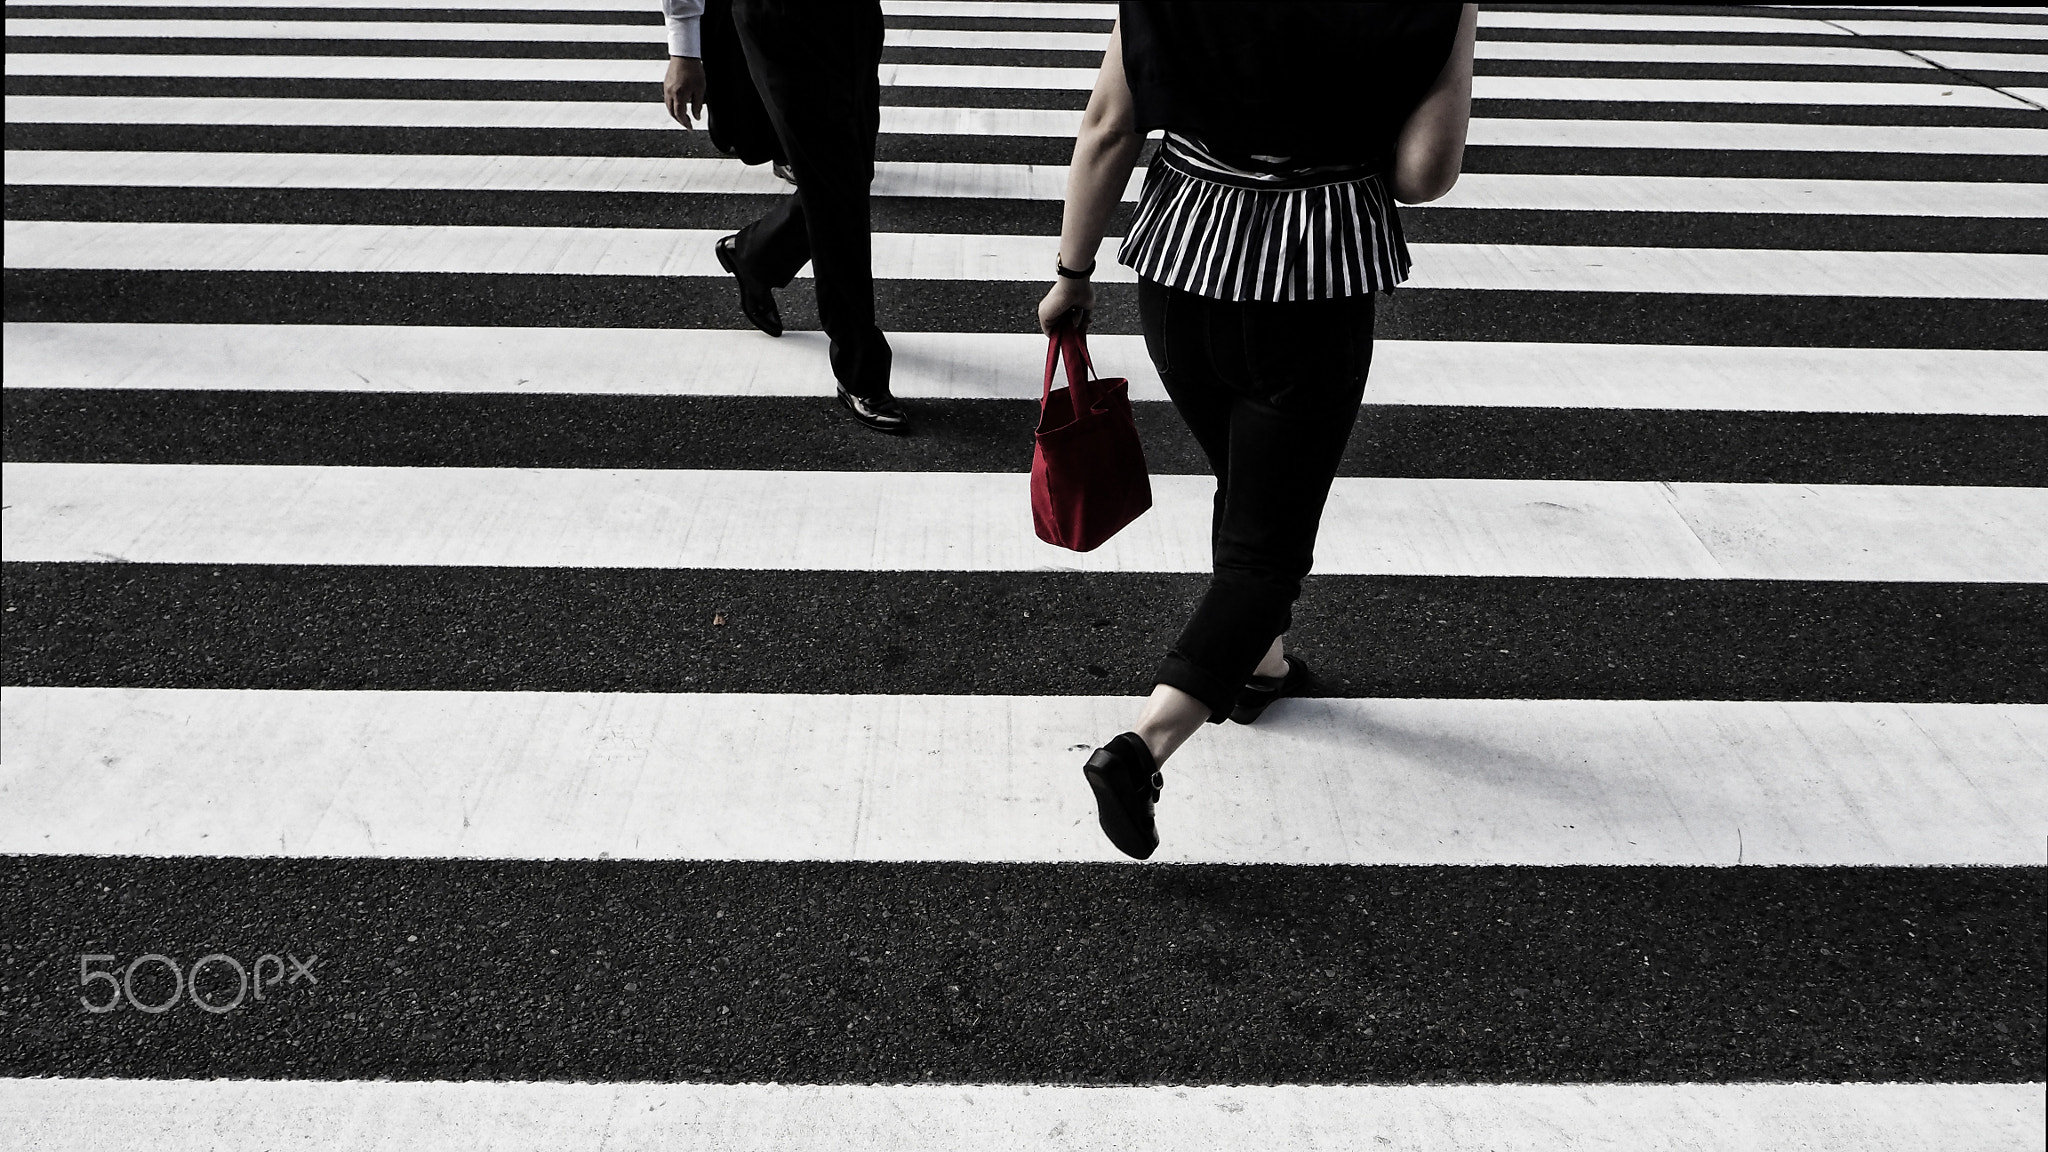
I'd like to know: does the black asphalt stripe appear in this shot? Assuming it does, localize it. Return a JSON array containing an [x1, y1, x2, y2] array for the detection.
[[22, 70, 1985, 120], [1831, 36, 2048, 55], [0, 74, 669, 102], [10, 272, 2044, 350], [1405, 209, 2046, 256], [5, 565, 2042, 703], [9, 125, 2038, 184], [884, 15, 1114, 33], [1467, 147, 2046, 183], [2, 38, 1102, 68], [7, 74, 2037, 127], [1490, 2, 2048, 23], [1472, 60, 1955, 84], [10, 391, 2043, 488], [1944, 69, 2048, 90], [1477, 26, 2037, 51], [0, 187, 1111, 240], [10, 187, 2036, 256], [880, 46, 1103, 68], [2, 122, 731, 160], [1, 858, 2039, 1085], [0, 11, 1118, 30], [13, 72, 2041, 128], [911, 50, 1979, 79], [0, 124, 1096, 167], [1464, 101, 2047, 130], [1361, 290, 2048, 351], [881, 85, 1098, 111], [5, 5, 661, 22], [1779, 8, 2048, 23]]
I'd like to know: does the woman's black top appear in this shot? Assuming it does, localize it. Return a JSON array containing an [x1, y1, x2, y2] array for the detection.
[[1115, 2, 1462, 302], [1119, 2, 1461, 173]]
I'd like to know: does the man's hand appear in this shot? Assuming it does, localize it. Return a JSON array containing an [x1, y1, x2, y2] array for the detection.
[[664, 56, 706, 127]]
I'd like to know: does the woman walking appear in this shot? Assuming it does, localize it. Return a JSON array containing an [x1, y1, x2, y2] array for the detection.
[[1040, 3, 1478, 859]]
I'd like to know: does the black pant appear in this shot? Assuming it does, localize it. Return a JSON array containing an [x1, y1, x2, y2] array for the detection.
[[727, 0, 891, 397], [1139, 278, 1376, 721]]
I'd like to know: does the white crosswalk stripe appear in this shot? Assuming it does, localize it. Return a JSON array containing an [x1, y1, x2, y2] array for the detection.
[[12, 220, 2044, 296], [3, 0, 652, 7], [5, 1077, 2047, 1152], [11, 151, 2042, 216], [15, 89, 2045, 155], [8, 68, 2037, 104], [12, 324, 2043, 412], [3, 1, 2042, 1146], [29, 21, 2002, 71], [9, 463, 2045, 580], [7, 688, 2042, 865]]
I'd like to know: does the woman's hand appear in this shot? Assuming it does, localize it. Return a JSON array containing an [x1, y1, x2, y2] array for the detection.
[[664, 56, 706, 127], [1038, 276, 1095, 334]]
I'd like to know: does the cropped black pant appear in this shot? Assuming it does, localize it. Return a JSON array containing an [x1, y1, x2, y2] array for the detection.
[[1139, 278, 1375, 721]]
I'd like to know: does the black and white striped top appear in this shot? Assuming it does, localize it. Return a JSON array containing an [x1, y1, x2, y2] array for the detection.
[[1118, 131, 1411, 303]]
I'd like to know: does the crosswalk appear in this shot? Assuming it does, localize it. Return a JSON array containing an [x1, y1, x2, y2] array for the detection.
[[3, 1, 2044, 1148]]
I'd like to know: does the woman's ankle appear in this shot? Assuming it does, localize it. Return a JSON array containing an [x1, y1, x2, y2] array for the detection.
[[1252, 637, 1288, 679], [1132, 684, 1209, 765], [1135, 726, 1177, 765]]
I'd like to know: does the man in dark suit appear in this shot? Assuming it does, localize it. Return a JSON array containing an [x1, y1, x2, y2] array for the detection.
[[664, 0, 907, 433]]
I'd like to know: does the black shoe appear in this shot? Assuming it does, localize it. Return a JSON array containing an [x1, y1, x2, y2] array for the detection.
[[1083, 732, 1161, 860], [837, 385, 910, 434], [714, 234, 782, 337], [1229, 655, 1313, 725]]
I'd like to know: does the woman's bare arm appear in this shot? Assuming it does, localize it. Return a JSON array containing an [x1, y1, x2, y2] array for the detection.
[[1038, 20, 1144, 333], [1390, 3, 1477, 204]]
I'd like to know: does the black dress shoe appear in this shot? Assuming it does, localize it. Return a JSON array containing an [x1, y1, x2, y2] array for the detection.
[[1083, 732, 1161, 860], [1229, 655, 1314, 725], [837, 385, 910, 433], [714, 234, 782, 337]]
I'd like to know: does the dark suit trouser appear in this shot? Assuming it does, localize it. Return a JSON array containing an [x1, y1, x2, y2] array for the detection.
[[727, 0, 891, 397]]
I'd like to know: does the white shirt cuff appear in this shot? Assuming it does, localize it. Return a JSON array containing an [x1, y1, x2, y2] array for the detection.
[[667, 15, 701, 58]]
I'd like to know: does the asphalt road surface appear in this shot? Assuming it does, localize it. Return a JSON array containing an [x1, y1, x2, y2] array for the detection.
[[3, 2, 2045, 1149]]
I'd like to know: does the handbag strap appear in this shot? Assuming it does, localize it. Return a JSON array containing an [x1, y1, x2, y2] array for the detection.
[[1042, 324, 1099, 407]]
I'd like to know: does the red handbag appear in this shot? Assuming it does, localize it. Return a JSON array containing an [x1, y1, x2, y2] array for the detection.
[[1031, 325, 1152, 552]]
